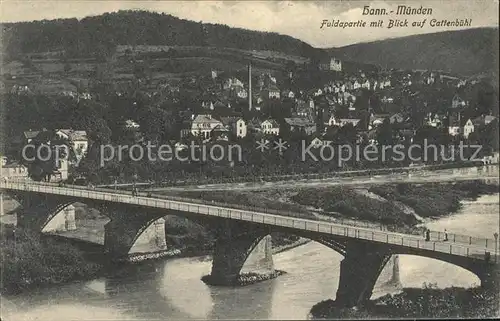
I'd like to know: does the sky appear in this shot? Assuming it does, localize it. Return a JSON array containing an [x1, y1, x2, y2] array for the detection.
[[0, 0, 498, 47]]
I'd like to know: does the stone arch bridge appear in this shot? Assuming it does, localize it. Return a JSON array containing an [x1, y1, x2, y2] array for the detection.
[[1, 180, 498, 307]]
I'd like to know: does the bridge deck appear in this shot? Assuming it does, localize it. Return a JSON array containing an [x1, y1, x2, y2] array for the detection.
[[1, 180, 498, 263]]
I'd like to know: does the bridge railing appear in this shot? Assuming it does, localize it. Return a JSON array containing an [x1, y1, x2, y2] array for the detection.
[[2, 180, 497, 262], [429, 231, 497, 250], [2, 180, 498, 253]]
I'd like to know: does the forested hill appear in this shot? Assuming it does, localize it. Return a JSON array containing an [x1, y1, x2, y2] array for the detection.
[[1, 11, 498, 76], [1, 10, 315, 60], [326, 28, 499, 76]]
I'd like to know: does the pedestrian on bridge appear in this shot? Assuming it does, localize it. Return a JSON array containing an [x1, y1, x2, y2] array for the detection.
[[444, 229, 448, 241], [425, 229, 430, 241]]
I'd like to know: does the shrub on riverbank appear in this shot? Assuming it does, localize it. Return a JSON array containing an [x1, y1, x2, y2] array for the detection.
[[164, 215, 216, 254], [271, 232, 300, 247], [369, 181, 498, 218], [74, 203, 103, 220], [310, 285, 499, 319], [0, 224, 101, 294], [453, 180, 499, 198], [291, 187, 417, 226], [374, 284, 499, 318]]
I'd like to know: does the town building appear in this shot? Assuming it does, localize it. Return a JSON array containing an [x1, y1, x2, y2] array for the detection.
[[310, 137, 333, 148], [451, 94, 468, 109], [1, 158, 28, 180], [389, 113, 405, 124], [328, 116, 361, 128], [185, 114, 224, 140], [23, 130, 43, 144], [221, 117, 247, 138], [426, 113, 443, 127], [260, 119, 280, 136], [369, 114, 390, 127], [55, 129, 89, 160], [448, 114, 474, 138], [223, 77, 244, 90], [472, 115, 496, 128], [283, 117, 317, 135], [318, 57, 342, 72], [261, 83, 281, 99], [125, 119, 141, 129]]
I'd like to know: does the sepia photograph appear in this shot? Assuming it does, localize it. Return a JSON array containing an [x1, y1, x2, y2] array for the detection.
[[0, 0, 499, 320]]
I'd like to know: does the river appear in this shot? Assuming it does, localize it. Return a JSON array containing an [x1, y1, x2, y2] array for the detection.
[[1, 194, 498, 320]]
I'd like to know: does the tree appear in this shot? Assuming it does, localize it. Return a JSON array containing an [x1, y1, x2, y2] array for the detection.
[[64, 63, 72, 73], [376, 119, 395, 147], [336, 123, 357, 145]]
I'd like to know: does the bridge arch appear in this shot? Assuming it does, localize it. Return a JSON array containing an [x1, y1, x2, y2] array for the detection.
[[9, 192, 169, 259], [390, 253, 484, 287], [209, 226, 354, 285]]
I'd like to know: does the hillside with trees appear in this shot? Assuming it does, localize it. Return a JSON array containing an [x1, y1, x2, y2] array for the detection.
[[2, 12, 498, 77], [327, 28, 499, 76], [1, 10, 315, 61]]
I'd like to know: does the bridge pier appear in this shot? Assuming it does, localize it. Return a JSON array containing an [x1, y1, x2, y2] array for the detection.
[[208, 221, 274, 285], [130, 217, 167, 253], [335, 241, 391, 307], [0, 192, 4, 216], [240, 235, 274, 275], [475, 262, 500, 304], [43, 204, 77, 232], [382, 255, 401, 287]]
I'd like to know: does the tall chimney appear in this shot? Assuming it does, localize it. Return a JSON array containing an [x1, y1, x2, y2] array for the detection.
[[248, 63, 252, 111]]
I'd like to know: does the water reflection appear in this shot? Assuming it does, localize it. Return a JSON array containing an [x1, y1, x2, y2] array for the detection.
[[208, 279, 276, 319], [103, 261, 195, 319]]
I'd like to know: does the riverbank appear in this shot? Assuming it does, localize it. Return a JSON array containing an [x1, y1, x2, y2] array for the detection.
[[368, 180, 499, 220], [0, 219, 309, 295], [0, 223, 102, 295], [310, 285, 499, 319], [290, 180, 498, 228], [273, 237, 311, 254]]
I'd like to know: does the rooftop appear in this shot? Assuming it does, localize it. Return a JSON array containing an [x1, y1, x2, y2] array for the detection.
[[57, 129, 88, 141], [192, 115, 221, 124], [284, 117, 315, 127]]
